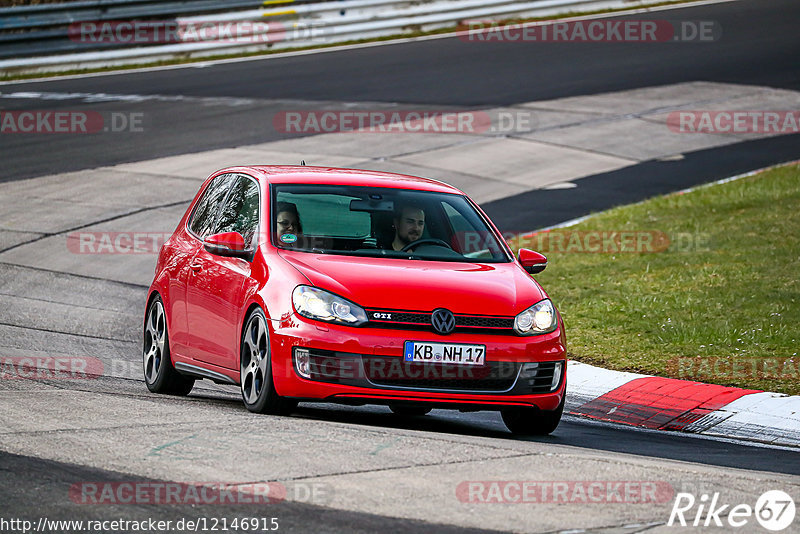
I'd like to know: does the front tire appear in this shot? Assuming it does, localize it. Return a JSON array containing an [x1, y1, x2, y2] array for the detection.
[[240, 308, 296, 415], [143, 295, 194, 395], [501, 394, 564, 436]]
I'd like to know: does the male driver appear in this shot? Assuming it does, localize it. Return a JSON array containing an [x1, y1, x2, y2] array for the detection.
[[392, 204, 425, 251]]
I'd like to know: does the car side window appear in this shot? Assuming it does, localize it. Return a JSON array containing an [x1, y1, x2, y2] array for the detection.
[[189, 173, 236, 239], [215, 174, 260, 246], [441, 200, 502, 257], [442, 202, 471, 234]]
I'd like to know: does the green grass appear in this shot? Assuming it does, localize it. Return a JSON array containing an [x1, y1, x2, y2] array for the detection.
[[515, 163, 800, 395]]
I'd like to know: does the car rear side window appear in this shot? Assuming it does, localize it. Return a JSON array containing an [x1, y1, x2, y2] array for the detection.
[[189, 173, 236, 239], [215, 175, 260, 246]]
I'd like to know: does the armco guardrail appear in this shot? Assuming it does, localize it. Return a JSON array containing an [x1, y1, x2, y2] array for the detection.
[[0, 0, 666, 75], [0, 0, 280, 30], [0, 0, 328, 59]]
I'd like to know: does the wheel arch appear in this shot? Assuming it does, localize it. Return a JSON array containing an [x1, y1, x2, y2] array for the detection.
[[144, 288, 177, 365], [144, 289, 163, 333], [239, 297, 268, 348]]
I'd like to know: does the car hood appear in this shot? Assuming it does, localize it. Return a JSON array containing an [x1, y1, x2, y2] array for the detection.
[[278, 250, 546, 316]]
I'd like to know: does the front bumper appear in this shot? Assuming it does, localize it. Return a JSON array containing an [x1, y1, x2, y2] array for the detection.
[[269, 315, 567, 411]]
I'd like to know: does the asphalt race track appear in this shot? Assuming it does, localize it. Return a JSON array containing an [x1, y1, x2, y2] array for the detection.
[[1, 0, 799, 182], [1, 0, 799, 532]]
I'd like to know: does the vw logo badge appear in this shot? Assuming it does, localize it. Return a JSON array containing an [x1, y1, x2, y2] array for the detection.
[[431, 308, 456, 335]]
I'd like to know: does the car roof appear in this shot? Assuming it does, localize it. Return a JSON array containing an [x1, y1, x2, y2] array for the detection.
[[217, 165, 464, 195]]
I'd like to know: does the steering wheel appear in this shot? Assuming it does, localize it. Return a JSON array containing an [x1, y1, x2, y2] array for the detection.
[[401, 238, 454, 252]]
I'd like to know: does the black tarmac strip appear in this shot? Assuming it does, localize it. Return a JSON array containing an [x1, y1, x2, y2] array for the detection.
[[483, 132, 800, 232]]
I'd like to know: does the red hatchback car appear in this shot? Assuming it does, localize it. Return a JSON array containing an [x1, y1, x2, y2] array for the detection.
[[143, 166, 567, 435]]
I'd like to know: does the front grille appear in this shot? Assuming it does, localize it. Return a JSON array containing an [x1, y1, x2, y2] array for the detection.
[[362, 356, 519, 392], [376, 312, 429, 324], [366, 308, 515, 335], [458, 316, 513, 328], [296, 349, 561, 395]]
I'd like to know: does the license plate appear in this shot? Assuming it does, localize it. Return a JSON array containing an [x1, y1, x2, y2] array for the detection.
[[403, 341, 486, 365]]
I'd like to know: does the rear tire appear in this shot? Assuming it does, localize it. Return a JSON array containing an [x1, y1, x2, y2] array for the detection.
[[501, 394, 564, 436], [240, 308, 297, 415], [389, 405, 432, 417], [143, 295, 194, 396]]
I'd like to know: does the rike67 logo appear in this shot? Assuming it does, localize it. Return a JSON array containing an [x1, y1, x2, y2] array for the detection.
[[668, 490, 795, 531]]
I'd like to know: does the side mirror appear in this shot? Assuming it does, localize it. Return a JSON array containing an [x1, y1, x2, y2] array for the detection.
[[518, 248, 547, 274], [204, 232, 252, 259]]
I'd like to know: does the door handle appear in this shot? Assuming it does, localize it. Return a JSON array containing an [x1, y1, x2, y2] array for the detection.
[[189, 261, 203, 272]]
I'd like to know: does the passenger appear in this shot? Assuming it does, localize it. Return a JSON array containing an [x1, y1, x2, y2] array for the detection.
[[391, 204, 425, 251], [275, 202, 303, 245]]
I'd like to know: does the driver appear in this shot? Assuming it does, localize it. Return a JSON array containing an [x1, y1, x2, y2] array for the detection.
[[391, 204, 425, 251]]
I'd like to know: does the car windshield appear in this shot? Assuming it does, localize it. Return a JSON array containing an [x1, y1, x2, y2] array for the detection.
[[271, 184, 511, 263]]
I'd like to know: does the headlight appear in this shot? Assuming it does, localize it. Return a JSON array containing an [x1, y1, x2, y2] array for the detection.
[[514, 299, 557, 335], [292, 286, 368, 326]]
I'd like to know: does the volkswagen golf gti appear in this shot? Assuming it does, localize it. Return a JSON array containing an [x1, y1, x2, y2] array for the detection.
[[143, 166, 567, 435]]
